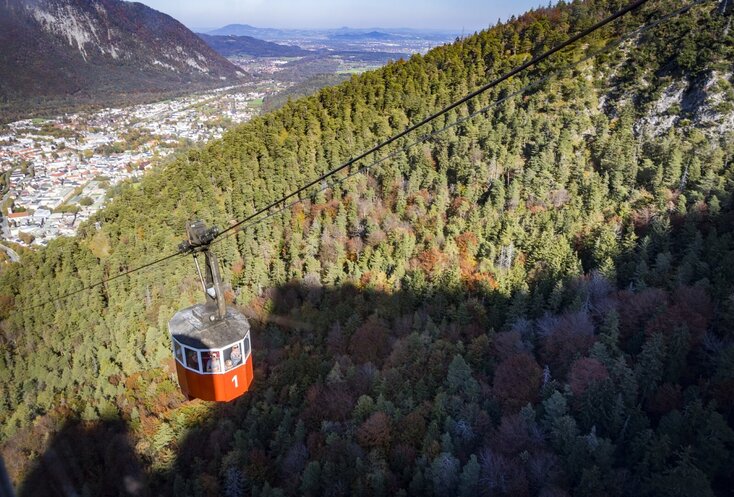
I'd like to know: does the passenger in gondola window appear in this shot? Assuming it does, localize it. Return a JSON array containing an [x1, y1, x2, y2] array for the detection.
[[186, 349, 199, 371], [206, 351, 221, 373], [228, 343, 242, 367]]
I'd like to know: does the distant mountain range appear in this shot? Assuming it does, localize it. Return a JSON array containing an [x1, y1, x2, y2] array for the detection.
[[331, 31, 395, 41], [197, 34, 309, 58], [207, 24, 459, 43], [208, 24, 296, 41], [0, 0, 246, 116]]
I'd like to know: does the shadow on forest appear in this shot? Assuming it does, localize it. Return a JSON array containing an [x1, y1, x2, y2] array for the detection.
[[158, 280, 519, 496], [16, 206, 734, 496], [19, 279, 509, 497], [17, 418, 146, 497]]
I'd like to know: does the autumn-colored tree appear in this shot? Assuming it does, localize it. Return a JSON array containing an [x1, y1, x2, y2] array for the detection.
[[357, 411, 392, 451], [617, 288, 668, 340], [493, 353, 542, 414], [568, 358, 609, 397], [397, 407, 428, 446], [348, 316, 390, 366], [493, 330, 531, 362], [540, 312, 596, 380], [302, 383, 355, 428]]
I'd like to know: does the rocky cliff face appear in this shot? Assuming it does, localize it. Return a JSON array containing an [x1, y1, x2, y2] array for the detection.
[[635, 70, 734, 137], [0, 0, 247, 109]]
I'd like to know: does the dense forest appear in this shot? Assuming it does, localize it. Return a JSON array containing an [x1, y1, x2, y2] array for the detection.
[[2, 0, 734, 495]]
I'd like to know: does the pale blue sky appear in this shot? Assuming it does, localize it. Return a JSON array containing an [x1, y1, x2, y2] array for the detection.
[[136, 0, 547, 31]]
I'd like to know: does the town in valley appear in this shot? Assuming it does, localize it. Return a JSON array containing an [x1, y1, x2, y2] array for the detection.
[[0, 27, 456, 252], [0, 83, 280, 249]]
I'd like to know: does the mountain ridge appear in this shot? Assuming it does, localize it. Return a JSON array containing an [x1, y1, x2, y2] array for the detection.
[[207, 23, 458, 42], [0, 0, 247, 118], [197, 33, 310, 57]]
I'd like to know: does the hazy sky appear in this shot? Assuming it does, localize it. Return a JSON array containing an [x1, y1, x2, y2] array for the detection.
[[136, 0, 547, 32]]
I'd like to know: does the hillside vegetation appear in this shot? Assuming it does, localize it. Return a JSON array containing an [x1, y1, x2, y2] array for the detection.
[[2, 0, 734, 495]]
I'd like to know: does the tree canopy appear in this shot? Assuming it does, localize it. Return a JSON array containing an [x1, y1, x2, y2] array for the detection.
[[1, 0, 734, 495]]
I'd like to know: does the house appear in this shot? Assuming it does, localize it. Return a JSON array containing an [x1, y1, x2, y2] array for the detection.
[[33, 208, 51, 222], [8, 211, 29, 220], [7, 211, 30, 228]]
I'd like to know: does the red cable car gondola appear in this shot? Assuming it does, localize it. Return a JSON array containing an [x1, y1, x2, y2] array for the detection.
[[169, 221, 254, 401]]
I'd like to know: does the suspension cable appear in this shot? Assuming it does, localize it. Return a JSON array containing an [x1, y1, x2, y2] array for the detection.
[[212, 0, 701, 243], [213, 0, 653, 241], [15, 0, 705, 313]]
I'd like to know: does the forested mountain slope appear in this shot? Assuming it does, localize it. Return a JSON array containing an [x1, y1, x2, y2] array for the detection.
[[2, 0, 734, 496], [197, 33, 310, 57]]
